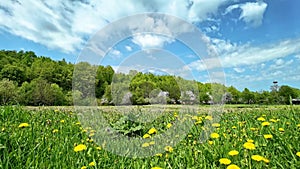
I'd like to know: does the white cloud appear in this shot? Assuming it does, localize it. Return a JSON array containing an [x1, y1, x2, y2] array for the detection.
[[225, 2, 267, 27], [233, 67, 245, 73], [125, 46, 132, 51], [0, 0, 229, 53], [132, 34, 174, 49]]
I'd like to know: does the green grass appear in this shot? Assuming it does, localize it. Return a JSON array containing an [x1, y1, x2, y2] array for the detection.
[[0, 105, 299, 169]]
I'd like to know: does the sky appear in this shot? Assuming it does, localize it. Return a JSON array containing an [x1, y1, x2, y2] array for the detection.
[[0, 0, 300, 91]]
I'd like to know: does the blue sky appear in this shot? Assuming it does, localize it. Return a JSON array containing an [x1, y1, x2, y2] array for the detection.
[[0, 0, 300, 91]]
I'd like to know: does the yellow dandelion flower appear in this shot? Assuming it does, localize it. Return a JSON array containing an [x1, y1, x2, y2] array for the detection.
[[76, 122, 81, 125], [89, 162, 95, 167], [251, 155, 263, 161], [167, 123, 172, 128], [208, 141, 213, 145], [165, 146, 173, 152], [257, 117, 265, 121], [18, 123, 29, 128], [205, 116, 213, 120], [149, 141, 155, 145], [148, 128, 157, 134], [96, 146, 101, 150], [297, 124, 300, 127], [279, 128, 284, 132], [210, 133, 220, 139], [188, 134, 192, 137], [81, 166, 87, 169], [296, 152, 300, 157], [151, 167, 162, 169], [226, 164, 240, 169], [228, 150, 239, 156], [262, 157, 270, 163], [143, 133, 151, 139], [232, 126, 237, 129], [155, 153, 163, 157], [60, 120, 65, 123], [74, 144, 87, 152], [250, 127, 257, 131], [270, 119, 277, 122], [243, 142, 256, 150], [212, 123, 221, 127], [262, 122, 270, 126], [219, 158, 231, 165], [264, 134, 273, 139], [52, 129, 59, 133], [247, 139, 254, 143], [142, 142, 150, 147]]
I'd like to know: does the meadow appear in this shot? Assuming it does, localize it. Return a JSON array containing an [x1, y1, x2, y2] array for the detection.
[[0, 105, 299, 169]]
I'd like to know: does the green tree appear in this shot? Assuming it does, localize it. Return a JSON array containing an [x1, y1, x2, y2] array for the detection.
[[0, 79, 17, 105]]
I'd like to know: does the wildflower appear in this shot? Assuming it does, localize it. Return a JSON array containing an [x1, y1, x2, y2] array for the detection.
[[52, 129, 59, 133], [279, 128, 284, 132], [227, 164, 240, 169], [219, 158, 231, 165], [210, 133, 220, 139], [251, 155, 263, 161], [76, 122, 81, 125], [243, 142, 256, 150], [74, 144, 87, 152], [148, 128, 157, 134], [264, 134, 273, 139], [205, 116, 213, 120], [262, 157, 270, 163], [296, 152, 300, 157], [96, 146, 101, 150], [232, 126, 237, 129], [250, 127, 257, 131], [247, 139, 254, 143], [18, 123, 29, 128], [89, 162, 95, 167], [151, 167, 162, 169], [270, 119, 277, 123], [257, 117, 265, 121], [81, 166, 87, 169], [208, 141, 213, 145], [60, 120, 65, 123], [156, 153, 163, 157], [167, 123, 172, 128], [297, 124, 300, 127], [262, 122, 270, 126], [149, 141, 155, 145], [212, 123, 221, 127], [165, 146, 173, 152], [143, 133, 151, 139], [228, 150, 239, 156], [142, 143, 150, 147]]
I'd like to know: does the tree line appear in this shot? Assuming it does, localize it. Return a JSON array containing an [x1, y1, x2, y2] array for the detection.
[[0, 50, 299, 106]]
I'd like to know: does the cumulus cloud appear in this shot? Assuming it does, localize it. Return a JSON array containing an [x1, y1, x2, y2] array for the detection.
[[0, 0, 230, 53], [225, 1, 268, 27], [132, 34, 174, 49]]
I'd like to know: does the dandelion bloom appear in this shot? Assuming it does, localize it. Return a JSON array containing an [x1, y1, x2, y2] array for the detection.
[[228, 150, 239, 156], [89, 162, 95, 167], [165, 146, 173, 152], [257, 117, 265, 121], [227, 164, 240, 169], [219, 158, 231, 165], [167, 123, 172, 128], [210, 133, 220, 139], [52, 129, 58, 133], [96, 146, 101, 150], [243, 142, 256, 150], [75, 122, 81, 125], [74, 144, 87, 152], [148, 128, 157, 134], [262, 157, 270, 163], [60, 120, 65, 123], [247, 139, 254, 143], [151, 167, 162, 169], [250, 127, 257, 131], [18, 123, 29, 128], [212, 123, 221, 127], [296, 152, 300, 157], [205, 116, 213, 120], [264, 134, 273, 139], [262, 122, 270, 126], [270, 119, 277, 122], [149, 141, 155, 145], [251, 155, 263, 161], [81, 166, 87, 169], [297, 124, 300, 127], [232, 126, 237, 129], [155, 153, 163, 157], [143, 133, 151, 139], [208, 141, 213, 145], [279, 128, 284, 132], [142, 142, 150, 147]]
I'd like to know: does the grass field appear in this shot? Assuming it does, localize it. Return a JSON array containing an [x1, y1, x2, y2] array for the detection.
[[0, 105, 299, 169]]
